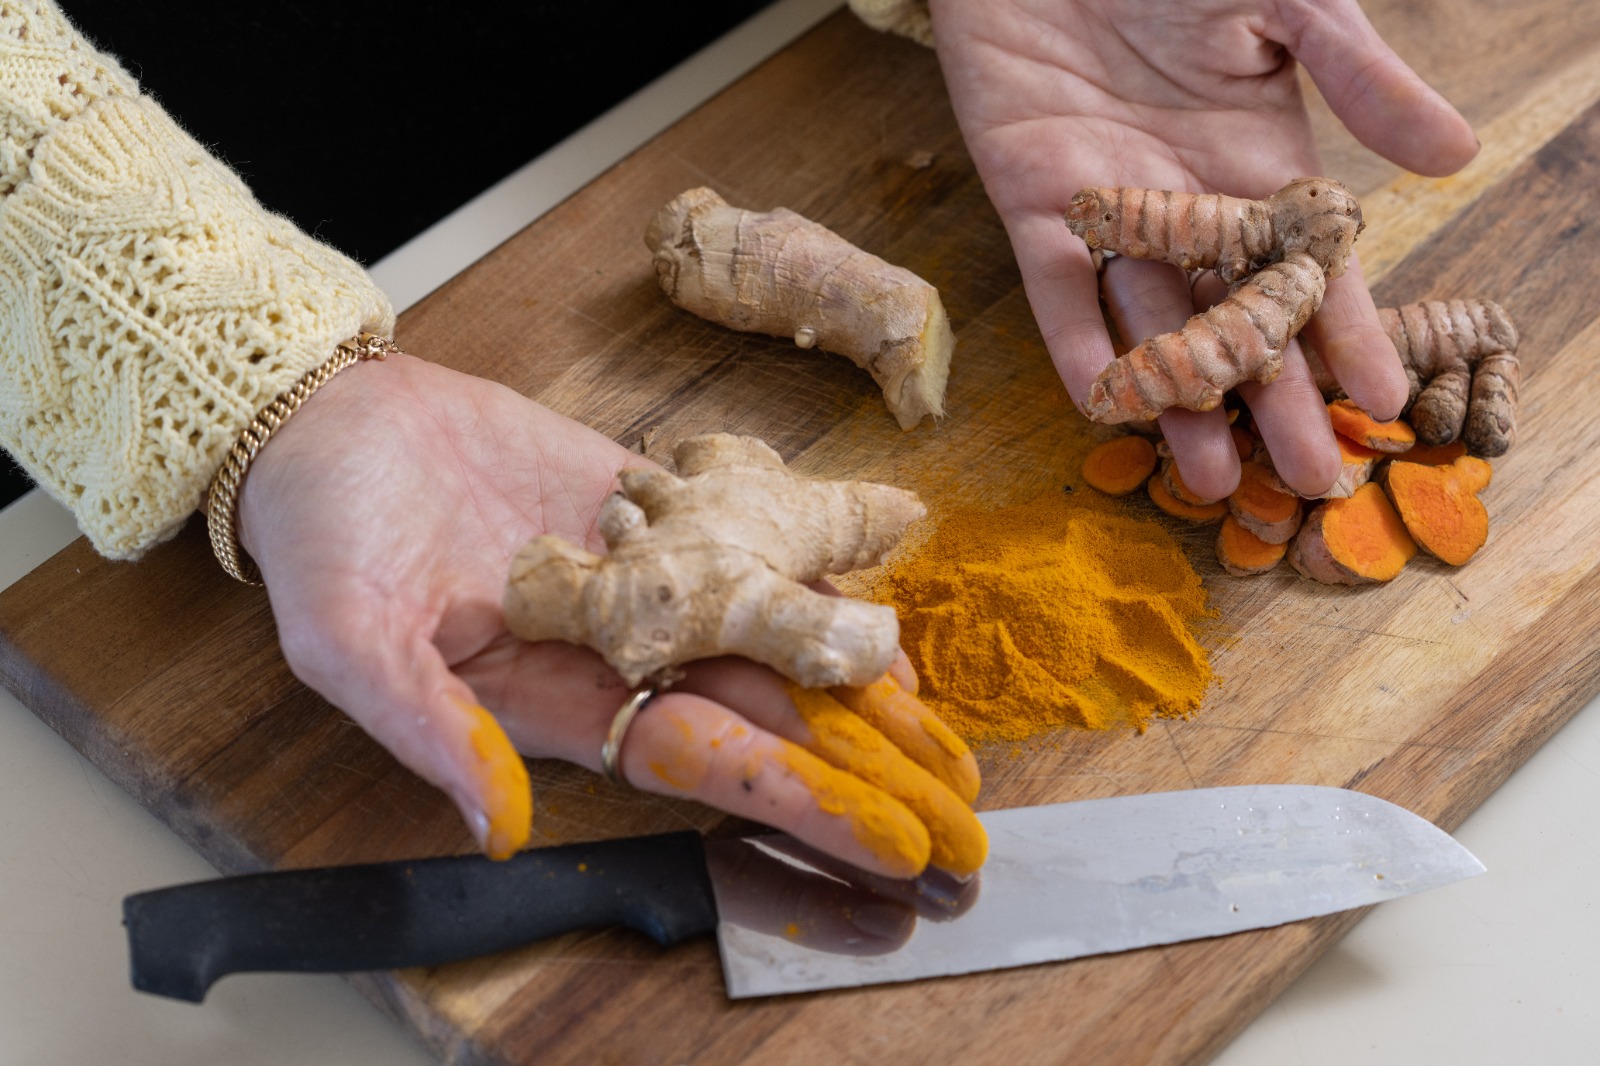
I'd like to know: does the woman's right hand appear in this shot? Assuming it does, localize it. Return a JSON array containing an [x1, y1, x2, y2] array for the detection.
[[235, 350, 972, 878]]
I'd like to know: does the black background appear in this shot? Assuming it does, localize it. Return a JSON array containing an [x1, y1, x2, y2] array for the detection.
[[1, 1, 775, 509]]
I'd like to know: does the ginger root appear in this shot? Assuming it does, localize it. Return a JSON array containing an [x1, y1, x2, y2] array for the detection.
[[1065, 179, 1363, 423], [503, 434, 925, 688], [646, 187, 954, 430], [847, 0, 934, 46], [1305, 299, 1520, 457]]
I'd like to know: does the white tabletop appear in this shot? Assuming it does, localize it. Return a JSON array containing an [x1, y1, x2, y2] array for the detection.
[[2, 2, 1596, 1062]]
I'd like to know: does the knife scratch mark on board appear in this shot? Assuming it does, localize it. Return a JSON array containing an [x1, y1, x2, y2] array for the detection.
[[1163, 725, 1200, 789], [1296, 621, 1448, 646]]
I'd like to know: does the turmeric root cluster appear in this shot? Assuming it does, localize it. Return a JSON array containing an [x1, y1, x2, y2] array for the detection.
[[503, 433, 926, 688], [1064, 181, 1521, 455], [1081, 397, 1498, 585]]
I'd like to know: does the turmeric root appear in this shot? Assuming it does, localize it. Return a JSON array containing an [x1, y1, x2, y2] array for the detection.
[[1288, 482, 1417, 584], [1228, 460, 1302, 544], [1380, 455, 1493, 566], [645, 187, 954, 430], [1304, 300, 1520, 457], [1217, 514, 1287, 576], [1081, 435, 1158, 496], [503, 434, 925, 688], [1065, 179, 1363, 423], [1328, 399, 1415, 453]]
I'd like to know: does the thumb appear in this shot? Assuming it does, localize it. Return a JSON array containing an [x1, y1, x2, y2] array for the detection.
[[1280, 1, 1478, 177]]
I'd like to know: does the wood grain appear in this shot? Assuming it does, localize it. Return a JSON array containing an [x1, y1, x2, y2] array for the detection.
[[3, 4, 1600, 1065]]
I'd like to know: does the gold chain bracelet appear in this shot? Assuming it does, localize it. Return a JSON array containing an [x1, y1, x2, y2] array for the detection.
[[206, 332, 401, 585]]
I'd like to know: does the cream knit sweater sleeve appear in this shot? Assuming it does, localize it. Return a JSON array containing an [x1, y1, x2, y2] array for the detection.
[[0, 1, 394, 559]]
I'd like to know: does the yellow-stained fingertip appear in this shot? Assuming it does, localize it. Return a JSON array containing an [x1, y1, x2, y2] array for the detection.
[[455, 699, 532, 860], [788, 682, 988, 877], [831, 675, 981, 806]]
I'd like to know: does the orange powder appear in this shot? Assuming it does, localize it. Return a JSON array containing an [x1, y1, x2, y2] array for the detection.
[[869, 490, 1215, 743]]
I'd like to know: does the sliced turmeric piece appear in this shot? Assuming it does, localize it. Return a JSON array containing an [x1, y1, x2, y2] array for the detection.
[[1393, 439, 1468, 467], [1381, 456, 1492, 566], [1326, 435, 1383, 499], [1328, 399, 1416, 453], [1288, 482, 1417, 584], [1161, 458, 1216, 506], [1081, 435, 1159, 496], [1217, 515, 1287, 576], [1148, 474, 1228, 523], [1228, 460, 1303, 544]]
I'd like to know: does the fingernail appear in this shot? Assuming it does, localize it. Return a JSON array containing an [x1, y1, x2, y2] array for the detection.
[[847, 899, 915, 941]]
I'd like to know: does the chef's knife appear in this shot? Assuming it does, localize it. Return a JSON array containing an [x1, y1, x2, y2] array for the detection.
[[124, 784, 1482, 1002]]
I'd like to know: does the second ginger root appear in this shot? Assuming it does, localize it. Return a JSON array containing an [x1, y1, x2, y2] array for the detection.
[[646, 187, 954, 431]]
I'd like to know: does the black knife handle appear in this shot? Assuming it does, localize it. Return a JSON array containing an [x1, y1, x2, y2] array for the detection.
[[124, 831, 717, 1002]]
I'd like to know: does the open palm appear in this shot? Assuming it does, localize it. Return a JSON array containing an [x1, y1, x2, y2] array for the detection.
[[930, 0, 1477, 498], [235, 353, 931, 876]]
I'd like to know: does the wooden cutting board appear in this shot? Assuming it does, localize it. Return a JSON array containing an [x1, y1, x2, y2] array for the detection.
[[4, 3, 1600, 1063]]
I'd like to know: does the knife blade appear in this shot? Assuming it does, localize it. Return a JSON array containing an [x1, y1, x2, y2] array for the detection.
[[123, 784, 1482, 1002]]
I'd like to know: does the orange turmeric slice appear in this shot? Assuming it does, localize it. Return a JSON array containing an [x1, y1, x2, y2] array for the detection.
[[1381, 456, 1492, 566], [1081, 435, 1158, 496], [1217, 514, 1287, 576], [1148, 473, 1228, 523], [1228, 460, 1302, 544], [1326, 435, 1383, 498], [1328, 399, 1416, 453], [1161, 458, 1216, 506], [1288, 482, 1417, 584]]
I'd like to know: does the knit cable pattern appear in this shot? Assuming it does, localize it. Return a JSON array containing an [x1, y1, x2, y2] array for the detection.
[[0, 1, 393, 559]]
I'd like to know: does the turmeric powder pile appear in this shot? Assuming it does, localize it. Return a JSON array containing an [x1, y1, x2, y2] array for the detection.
[[869, 491, 1214, 744]]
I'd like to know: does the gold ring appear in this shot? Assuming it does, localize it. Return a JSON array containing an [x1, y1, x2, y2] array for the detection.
[[601, 686, 658, 786]]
